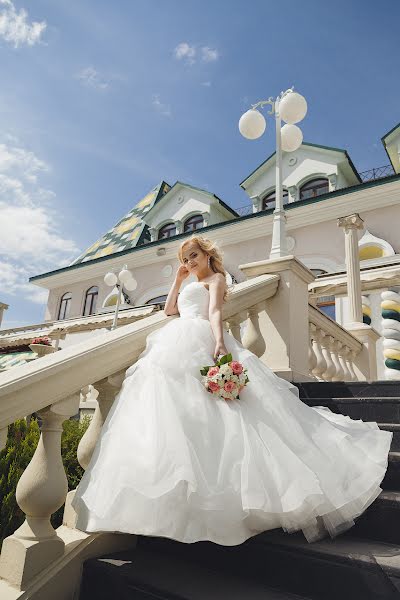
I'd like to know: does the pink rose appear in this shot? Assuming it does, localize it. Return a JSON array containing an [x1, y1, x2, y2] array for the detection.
[[224, 380, 237, 393], [207, 366, 220, 377], [208, 381, 220, 393], [230, 361, 243, 375]]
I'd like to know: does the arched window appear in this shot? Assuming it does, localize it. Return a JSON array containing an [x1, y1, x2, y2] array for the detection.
[[83, 286, 98, 316], [184, 214, 204, 232], [58, 292, 72, 320], [145, 295, 168, 305], [300, 178, 329, 200], [158, 222, 176, 240], [262, 190, 288, 211]]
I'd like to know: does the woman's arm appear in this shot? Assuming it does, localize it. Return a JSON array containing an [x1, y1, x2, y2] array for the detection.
[[208, 273, 228, 359], [164, 266, 189, 316]]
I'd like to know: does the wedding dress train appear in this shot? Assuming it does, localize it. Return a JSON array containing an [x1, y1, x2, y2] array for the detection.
[[72, 280, 392, 545]]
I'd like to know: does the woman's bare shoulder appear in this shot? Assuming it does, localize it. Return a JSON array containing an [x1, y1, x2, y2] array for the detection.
[[209, 273, 225, 285]]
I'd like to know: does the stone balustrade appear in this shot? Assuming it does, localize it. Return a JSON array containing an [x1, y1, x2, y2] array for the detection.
[[309, 304, 363, 381], [0, 272, 280, 599]]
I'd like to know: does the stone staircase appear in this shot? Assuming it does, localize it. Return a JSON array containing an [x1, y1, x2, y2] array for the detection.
[[78, 381, 400, 600]]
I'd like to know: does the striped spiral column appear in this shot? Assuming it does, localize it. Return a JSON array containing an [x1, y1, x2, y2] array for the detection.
[[362, 295, 371, 325], [381, 288, 400, 380]]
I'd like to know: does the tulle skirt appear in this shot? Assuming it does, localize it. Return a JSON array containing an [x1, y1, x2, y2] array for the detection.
[[71, 315, 392, 545]]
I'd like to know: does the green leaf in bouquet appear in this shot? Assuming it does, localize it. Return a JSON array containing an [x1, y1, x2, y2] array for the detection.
[[200, 365, 213, 376], [218, 353, 232, 365]]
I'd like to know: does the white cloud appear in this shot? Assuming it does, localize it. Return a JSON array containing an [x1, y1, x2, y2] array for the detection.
[[77, 66, 109, 90], [0, 0, 46, 47], [0, 138, 79, 306], [174, 42, 196, 65], [152, 94, 171, 118], [173, 43, 219, 66], [201, 47, 219, 62]]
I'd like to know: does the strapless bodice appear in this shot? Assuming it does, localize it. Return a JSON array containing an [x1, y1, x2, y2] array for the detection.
[[178, 281, 210, 320]]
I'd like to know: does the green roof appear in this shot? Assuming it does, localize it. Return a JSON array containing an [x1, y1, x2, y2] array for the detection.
[[70, 181, 171, 266]]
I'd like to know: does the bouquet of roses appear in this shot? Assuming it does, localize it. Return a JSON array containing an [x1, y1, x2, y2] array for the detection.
[[200, 353, 249, 401]]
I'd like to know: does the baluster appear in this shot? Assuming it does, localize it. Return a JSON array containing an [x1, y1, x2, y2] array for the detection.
[[226, 312, 243, 343], [338, 344, 352, 381], [311, 328, 327, 380], [346, 348, 358, 381], [242, 303, 266, 358], [331, 340, 345, 381], [77, 371, 125, 471], [321, 334, 336, 381], [0, 394, 80, 589], [308, 324, 318, 375]]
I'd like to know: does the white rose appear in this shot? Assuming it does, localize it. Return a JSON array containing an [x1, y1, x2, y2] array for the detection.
[[219, 364, 232, 376]]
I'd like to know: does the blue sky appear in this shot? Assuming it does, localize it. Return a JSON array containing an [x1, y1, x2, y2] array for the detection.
[[1, 0, 399, 328]]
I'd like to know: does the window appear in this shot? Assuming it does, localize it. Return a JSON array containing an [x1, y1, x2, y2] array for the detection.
[[261, 190, 289, 211], [158, 222, 176, 240], [58, 292, 72, 320], [145, 295, 168, 305], [317, 295, 336, 320], [183, 214, 204, 232], [300, 178, 329, 200], [83, 286, 98, 316]]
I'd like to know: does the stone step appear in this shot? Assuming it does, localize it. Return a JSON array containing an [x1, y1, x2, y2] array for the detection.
[[137, 532, 400, 599], [383, 452, 400, 490], [353, 491, 400, 545], [300, 396, 400, 424], [79, 544, 311, 600], [295, 381, 400, 400], [379, 424, 400, 452]]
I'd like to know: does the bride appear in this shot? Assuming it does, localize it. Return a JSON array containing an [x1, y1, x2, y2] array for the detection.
[[72, 234, 392, 546]]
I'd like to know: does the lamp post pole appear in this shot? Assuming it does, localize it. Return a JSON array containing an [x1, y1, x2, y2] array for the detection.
[[104, 264, 137, 331], [239, 88, 307, 260]]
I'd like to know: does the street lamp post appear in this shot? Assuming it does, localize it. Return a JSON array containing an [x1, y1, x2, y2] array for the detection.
[[104, 264, 137, 330], [239, 88, 307, 259]]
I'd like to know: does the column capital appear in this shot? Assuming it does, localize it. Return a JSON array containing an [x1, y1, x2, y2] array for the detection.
[[337, 213, 364, 231]]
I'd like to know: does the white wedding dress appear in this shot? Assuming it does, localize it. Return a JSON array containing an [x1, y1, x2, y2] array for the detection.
[[72, 280, 393, 545]]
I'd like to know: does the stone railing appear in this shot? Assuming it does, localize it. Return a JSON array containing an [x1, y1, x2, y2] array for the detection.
[[0, 272, 280, 600], [308, 304, 362, 381]]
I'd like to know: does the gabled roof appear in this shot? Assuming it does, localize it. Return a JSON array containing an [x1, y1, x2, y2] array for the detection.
[[142, 180, 239, 221], [70, 181, 171, 266], [240, 142, 361, 189], [382, 122, 400, 173]]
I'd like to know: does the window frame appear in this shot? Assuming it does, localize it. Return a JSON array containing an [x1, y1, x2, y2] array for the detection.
[[157, 222, 177, 240], [183, 214, 204, 233], [299, 178, 329, 201], [83, 286, 99, 316], [58, 292, 72, 320]]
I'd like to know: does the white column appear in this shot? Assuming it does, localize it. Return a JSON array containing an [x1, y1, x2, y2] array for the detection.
[[175, 219, 183, 234], [201, 212, 210, 227], [269, 100, 289, 259], [337, 213, 364, 325], [0, 302, 8, 327], [149, 227, 157, 242]]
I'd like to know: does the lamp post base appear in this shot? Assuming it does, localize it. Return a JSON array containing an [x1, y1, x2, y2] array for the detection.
[[269, 209, 290, 259]]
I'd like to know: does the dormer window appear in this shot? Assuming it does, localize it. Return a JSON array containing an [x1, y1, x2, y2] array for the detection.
[[184, 214, 204, 232], [300, 178, 329, 200], [158, 222, 176, 240], [83, 286, 98, 316], [58, 292, 72, 320], [262, 190, 289, 211]]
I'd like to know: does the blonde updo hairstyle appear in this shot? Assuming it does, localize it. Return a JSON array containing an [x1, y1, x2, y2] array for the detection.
[[178, 234, 229, 301]]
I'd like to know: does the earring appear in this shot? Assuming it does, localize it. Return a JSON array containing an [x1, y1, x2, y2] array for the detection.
[[207, 255, 211, 268]]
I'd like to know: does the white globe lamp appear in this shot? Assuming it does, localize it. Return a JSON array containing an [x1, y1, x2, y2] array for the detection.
[[124, 277, 137, 291], [238, 109, 266, 140], [104, 272, 118, 287], [118, 268, 133, 284], [281, 123, 303, 152], [279, 92, 307, 124]]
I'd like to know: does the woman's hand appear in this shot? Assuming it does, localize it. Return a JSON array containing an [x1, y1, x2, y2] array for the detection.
[[214, 341, 228, 362], [175, 265, 190, 283]]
